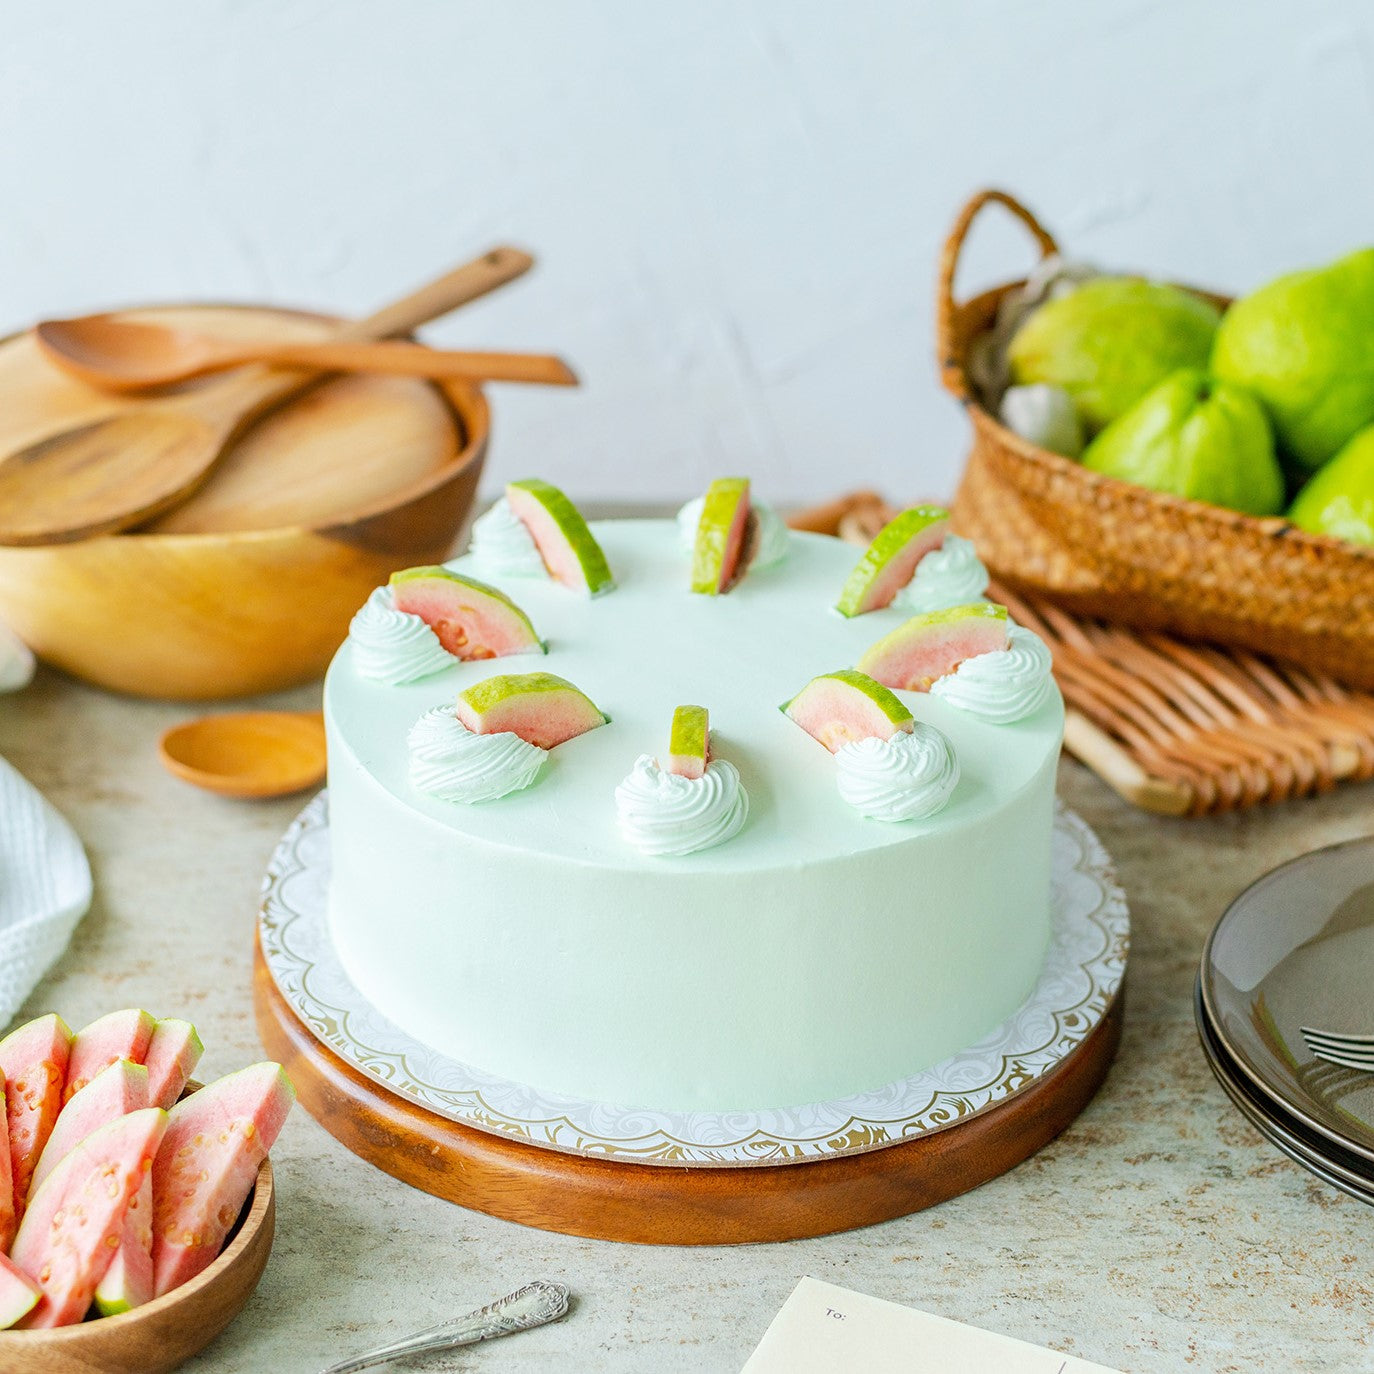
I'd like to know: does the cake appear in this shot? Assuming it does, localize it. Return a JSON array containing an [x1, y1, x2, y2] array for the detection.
[[324, 483, 1064, 1113]]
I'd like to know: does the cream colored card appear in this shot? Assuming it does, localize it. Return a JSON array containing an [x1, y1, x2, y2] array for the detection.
[[742, 1277, 1125, 1373]]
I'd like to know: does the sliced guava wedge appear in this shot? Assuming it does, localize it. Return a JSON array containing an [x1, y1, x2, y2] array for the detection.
[[0, 1090, 13, 1253], [144, 1018, 205, 1113], [857, 602, 1011, 691], [151, 1063, 294, 1298], [690, 477, 753, 595], [835, 506, 949, 617], [11, 1107, 167, 1328], [456, 672, 608, 749], [782, 668, 916, 752], [0, 1013, 72, 1224], [94, 1173, 154, 1316], [31, 1058, 149, 1200], [390, 567, 545, 661], [666, 704, 710, 780], [0, 1253, 40, 1331], [65, 1008, 155, 1103], [505, 479, 616, 595]]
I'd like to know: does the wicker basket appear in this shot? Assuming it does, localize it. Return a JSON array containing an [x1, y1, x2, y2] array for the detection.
[[938, 189, 1374, 691]]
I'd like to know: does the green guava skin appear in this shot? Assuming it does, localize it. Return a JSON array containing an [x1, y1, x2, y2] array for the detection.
[[668, 704, 709, 777], [1008, 277, 1220, 433], [1212, 249, 1374, 472], [1287, 425, 1374, 546], [1081, 369, 1284, 516]]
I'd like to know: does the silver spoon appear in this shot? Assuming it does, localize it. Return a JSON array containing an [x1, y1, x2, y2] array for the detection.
[[319, 1280, 571, 1373]]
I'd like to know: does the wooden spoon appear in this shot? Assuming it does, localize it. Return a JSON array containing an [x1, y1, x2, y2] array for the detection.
[[36, 317, 577, 392], [159, 710, 326, 798], [0, 247, 533, 547]]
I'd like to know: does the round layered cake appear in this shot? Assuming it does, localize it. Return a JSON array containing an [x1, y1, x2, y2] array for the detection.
[[324, 511, 1064, 1113]]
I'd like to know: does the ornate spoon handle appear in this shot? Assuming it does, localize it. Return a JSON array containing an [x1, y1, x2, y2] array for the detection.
[[319, 1280, 571, 1374]]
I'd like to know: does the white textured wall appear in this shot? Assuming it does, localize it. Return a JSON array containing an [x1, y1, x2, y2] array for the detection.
[[4, 2, 1373, 506]]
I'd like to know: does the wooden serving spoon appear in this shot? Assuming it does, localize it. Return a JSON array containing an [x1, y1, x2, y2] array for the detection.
[[0, 247, 533, 547], [158, 710, 326, 798], [36, 317, 577, 392]]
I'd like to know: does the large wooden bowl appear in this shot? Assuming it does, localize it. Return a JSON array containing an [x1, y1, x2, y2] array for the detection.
[[0, 306, 488, 699], [0, 1158, 274, 1374]]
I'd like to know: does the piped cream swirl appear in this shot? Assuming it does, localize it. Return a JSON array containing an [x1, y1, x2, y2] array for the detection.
[[408, 707, 547, 803], [615, 756, 749, 856], [468, 497, 547, 577], [676, 497, 790, 568], [349, 587, 454, 685], [835, 725, 960, 822], [929, 624, 1054, 724], [893, 535, 990, 615]]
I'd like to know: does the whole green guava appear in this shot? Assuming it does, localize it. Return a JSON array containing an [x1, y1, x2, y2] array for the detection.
[[1081, 369, 1284, 515], [1006, 277, 1220, 433], [1212, 248, 1374, 472], [1287, 425, 1374, 545]]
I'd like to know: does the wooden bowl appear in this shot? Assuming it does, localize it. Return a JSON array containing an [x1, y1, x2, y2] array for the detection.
[[0, 1157, 274, 1374], [0, 306, 488, 699]]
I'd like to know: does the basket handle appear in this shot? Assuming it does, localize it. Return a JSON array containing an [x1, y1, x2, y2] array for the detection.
[[936, 189, 1059, 400]]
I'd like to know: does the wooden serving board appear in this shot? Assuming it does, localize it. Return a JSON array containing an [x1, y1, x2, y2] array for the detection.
[[254, 937, 1122, 1245]]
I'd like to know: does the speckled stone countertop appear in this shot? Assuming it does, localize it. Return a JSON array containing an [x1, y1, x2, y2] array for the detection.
[[2, 665, 1372, 1373]]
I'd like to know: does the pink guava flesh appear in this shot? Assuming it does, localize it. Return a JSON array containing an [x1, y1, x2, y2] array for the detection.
[[859, 614, 1010, 691], [505, 482, 615, 595], [0, 1093, 14, 1253], [12, 1107, 168, 1328], [392, 573, 542, 660], [784, 676, 915, 753], [31, 1058, 149, 1199], [855, 519, 948, 614], [95, 1174, 154, 1316], [456, 676, 607, 750], [144, 1019, 204, 1112], [0, 1253, 40, 1330], [0, 1014, 72, 1226], [151, 1063, 294, 1298], [65, 1008, 155, 1103]]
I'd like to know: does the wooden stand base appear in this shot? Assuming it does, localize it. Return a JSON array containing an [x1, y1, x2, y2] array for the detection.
[[254, 939, 1123, 1245]]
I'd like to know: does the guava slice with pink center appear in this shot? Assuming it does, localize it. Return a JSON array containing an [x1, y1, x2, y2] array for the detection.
[[835, 506, 949, 617], [144, 1018, 204, 1112], [65, 1008, 155, 1103], [857, 602, 1011, 691], [691, 477, 754, 595], [505, 479, 616, 596], [0, 1013, 72, 1225], [151, 1063, 294, 1298], [782, 669, 916, 752], [391, 566, 545, 660], [31, 1058, 149, 1200], [0, 1091, 14, 1253], [95, 1173, 154, 1316], [456, 672, 608, 750], [0, 1253, 41, 1330], [11, 1106, 167, 1328], [666, 704, 710, 779]]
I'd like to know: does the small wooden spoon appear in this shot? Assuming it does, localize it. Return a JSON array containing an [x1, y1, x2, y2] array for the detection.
[[159, 710, 326, 799], [36, 317, 577, 392], [0, 247, 533, 547]]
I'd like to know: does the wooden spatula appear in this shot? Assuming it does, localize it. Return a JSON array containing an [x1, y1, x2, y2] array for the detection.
[[0, 248, 533, 546]]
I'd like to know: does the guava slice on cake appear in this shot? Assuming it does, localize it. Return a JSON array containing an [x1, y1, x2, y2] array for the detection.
[[505, 478, 616, 595], [666, 705, 710, 779], [857, 603, 1010, 691], [690, 477, 754, 594], [31, 1058, 149, 1199], [143, 1017, 205, 1112], [65, 1008, 155, 1103], [834, 506, 949, 617], [782, 669, 915, 752], [0, 1013, 72, 1223], [456, 673, 608, 750], [390, 567, 545, 660], [11, 1107, 168, 1328], [0, 1254, 40, 1330], [151, 1063, 294, 1298]]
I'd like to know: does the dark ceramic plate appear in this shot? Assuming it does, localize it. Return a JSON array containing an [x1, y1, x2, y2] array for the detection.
[[1198, 835, 1374, 1164]]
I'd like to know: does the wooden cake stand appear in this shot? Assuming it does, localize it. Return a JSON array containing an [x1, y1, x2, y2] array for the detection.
[[254, 939, 1122, 1245]]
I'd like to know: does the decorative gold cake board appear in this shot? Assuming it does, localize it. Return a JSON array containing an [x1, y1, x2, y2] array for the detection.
[[254, 939, 1122, 1245]]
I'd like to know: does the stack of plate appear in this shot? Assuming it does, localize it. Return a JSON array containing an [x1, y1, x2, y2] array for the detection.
[[1196, 835, 1374, 1204]]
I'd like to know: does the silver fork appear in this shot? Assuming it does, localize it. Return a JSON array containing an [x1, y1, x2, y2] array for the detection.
[[1300, 1026, 1374, 1073], [319, 1280, 571, 1374]]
